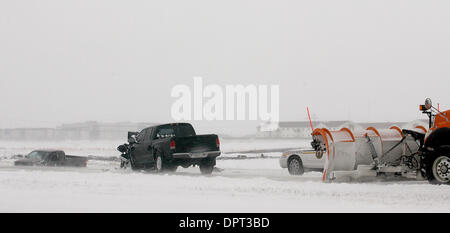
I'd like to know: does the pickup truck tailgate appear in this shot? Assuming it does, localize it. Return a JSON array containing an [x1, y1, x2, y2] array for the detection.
[[174, 134, 219, 153]]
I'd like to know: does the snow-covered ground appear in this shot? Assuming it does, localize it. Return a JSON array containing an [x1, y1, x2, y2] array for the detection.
[[0, 138, 305, 158], [1, 161, 449, 213], [0, 139, 449, 213]]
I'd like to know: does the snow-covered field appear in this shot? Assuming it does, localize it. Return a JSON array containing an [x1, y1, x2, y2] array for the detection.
[[0, 139, 449, 213], [0, 138, 305, 158]]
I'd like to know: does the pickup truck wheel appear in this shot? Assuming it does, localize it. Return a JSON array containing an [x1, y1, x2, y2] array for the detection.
[[200, 164, 214, 174], [199, 159, 215, 175], [129, 154, 139, 171], [155, 155, 164, 173], [154, 151, 177, 173], [288, 156, 304, 176]]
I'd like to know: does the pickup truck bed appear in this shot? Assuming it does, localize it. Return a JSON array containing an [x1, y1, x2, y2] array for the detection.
[[64, 155, 89, 167], [173, 135, 219, 154]]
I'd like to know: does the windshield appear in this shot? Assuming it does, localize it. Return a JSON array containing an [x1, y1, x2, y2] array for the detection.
[[27, 151, 49, 160]]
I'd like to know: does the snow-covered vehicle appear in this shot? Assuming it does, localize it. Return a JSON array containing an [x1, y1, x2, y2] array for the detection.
[[14, 150, 88, 167], [279, 149, 325, 175]]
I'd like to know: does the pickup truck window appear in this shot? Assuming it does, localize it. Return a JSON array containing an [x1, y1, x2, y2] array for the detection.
[[145, 128, 154, 141], [156, 128, 175, 139], [136, 129, 147, 142], [28, 151, 50, 160], [154, 124, 196, 139], [58, 151, 65, 159], [49, 152, 58, 161]]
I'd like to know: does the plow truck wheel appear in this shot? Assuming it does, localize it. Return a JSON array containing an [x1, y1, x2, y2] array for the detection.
[[425, 150, 450, 185], [288, 156, 304, 176]]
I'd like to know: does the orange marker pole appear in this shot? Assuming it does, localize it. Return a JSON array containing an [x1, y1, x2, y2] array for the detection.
[[307, 107, 314, 132]]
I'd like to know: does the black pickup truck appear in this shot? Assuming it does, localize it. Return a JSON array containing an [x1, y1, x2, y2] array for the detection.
[[118, 123, 220, 174], [14, 150, 88, 167]]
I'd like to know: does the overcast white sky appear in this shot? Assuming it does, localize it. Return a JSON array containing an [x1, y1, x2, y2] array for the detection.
[[0, 1, 449, 135]]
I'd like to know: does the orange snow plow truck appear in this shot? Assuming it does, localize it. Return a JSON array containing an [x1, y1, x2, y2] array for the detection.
[[311, 98, 450, 184]]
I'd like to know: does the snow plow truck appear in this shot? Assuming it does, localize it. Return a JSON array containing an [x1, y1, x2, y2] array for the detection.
[[311, 98, 450, 184]]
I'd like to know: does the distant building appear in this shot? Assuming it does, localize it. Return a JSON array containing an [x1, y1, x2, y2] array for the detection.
[[0, 128, 56, 141], [56, 121, 154, 140], [256, 120, 428, 138], [0, 121, 156, 141], [257, 121, 349, 138]]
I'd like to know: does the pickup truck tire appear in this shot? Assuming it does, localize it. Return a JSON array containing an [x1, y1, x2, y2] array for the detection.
[[155, 154, 164, 173], [129, 153, 139, 171], [165, 165, 178, 172], [199, 158, 215, 175], [154, 152, 176, 173], [288, 155, 304, 176]]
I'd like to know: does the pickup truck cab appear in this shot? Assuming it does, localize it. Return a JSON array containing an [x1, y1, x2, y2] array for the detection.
[[14, 150, 88, 167], [119, 123, 220, 174], [279, 149, 325, 175]]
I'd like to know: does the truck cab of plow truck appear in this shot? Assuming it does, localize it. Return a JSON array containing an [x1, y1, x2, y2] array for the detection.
[[420, 98, 450, 150], [413, 98, 450, 184]]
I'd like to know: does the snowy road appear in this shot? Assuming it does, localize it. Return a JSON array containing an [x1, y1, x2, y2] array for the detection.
[[1, 158, 449, 213]]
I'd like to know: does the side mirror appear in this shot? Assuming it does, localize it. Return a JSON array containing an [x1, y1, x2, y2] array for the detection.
[[425, 98, 432, 110], [117, 145, 127, 153]]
